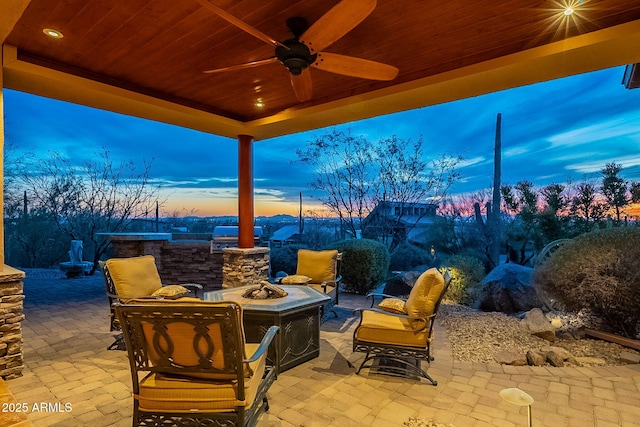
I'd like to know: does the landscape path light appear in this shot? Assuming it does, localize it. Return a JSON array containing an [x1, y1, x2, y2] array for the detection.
[[499, 387, 534, 427]]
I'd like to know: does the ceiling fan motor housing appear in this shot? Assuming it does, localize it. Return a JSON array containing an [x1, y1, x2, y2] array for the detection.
[[276, 39, 317, 75]]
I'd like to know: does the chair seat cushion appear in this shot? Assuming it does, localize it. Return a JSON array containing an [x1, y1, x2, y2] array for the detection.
[[137, 343, 266, 412], [355, 310, 428, 347]]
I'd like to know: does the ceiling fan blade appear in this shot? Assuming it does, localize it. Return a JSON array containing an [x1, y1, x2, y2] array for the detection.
[[312, 52, 398, 80], [290, 69, 313, 102], [300, 0, 376, 53], [203, 57, 278, 74], [194, 0, 287, 49]]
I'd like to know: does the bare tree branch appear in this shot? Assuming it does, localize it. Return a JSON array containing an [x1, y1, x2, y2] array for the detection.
[[19, 148, 164, 273]]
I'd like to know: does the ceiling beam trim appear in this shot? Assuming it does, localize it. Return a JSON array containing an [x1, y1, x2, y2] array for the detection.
[[0, 0, 30, 45], [2, 44, 247, 140], [3, 18, 640, 142]]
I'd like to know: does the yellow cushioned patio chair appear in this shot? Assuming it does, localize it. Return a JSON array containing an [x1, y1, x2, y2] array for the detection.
[[352, 267, 452, 385], [100, 255, 202, 350], [115, 300, 279, 427], [293, 249, 342, 319]]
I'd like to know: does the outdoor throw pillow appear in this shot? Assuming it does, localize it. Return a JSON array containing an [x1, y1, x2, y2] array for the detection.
[[151, 285, 189, 299], [281, 274, 312, 285], [378, 298, 407, 314]]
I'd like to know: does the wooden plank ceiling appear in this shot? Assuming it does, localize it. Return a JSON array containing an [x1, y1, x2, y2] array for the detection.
[[4, 0, 640, 134]]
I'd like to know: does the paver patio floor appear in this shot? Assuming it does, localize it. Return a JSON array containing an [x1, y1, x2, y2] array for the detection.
[[7, 272, 640, 426]]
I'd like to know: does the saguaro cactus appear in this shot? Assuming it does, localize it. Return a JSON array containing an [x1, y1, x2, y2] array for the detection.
[[474, 114, 502, 267], [489, 113, 502, 267]]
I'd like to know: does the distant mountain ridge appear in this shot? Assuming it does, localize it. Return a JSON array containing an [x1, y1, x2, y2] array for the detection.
[[161, 214, 299, 223]]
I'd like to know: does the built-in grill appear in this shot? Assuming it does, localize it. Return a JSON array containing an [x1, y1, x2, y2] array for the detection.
[[211, 226, 263, 248]]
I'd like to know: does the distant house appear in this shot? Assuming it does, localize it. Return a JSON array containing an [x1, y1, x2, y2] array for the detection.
[[269, 221, 340, 248], [363, 201, 438, 244], [269, 225, 302, 248]]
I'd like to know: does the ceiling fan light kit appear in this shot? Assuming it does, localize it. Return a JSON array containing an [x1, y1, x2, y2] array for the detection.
[[199, 0, 398, 102]]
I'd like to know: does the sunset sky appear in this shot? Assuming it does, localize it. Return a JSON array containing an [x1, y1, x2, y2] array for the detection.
[[5, 65, 640, 217]]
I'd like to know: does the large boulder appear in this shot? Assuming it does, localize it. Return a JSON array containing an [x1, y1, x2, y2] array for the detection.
[[479, 263, 541, 314], [519, 308, 557, 342], [494, 349, 527, 366], [381, 271, 422, 297], [539, 345, 578, 366], [526, 350, 546, 366]]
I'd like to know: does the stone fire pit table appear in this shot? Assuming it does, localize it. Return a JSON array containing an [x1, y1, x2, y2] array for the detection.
[[204, 285, 330, 373]]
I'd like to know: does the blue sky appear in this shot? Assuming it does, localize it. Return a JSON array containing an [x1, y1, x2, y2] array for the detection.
[[5, 65, 640, 217]]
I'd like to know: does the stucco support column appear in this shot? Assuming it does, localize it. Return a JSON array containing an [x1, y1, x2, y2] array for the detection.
[[238, 134, 254, 248], [0, 46, 25, 379], [0, 52, 5, 270]]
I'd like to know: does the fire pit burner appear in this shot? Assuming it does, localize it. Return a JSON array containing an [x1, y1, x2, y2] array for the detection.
[[242, 281, 288, 299]]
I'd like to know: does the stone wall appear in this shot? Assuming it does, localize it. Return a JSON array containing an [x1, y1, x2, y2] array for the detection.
[[222, 247, 270, 288], [101, 233, 271, 292], [0, 266, 25, 379], [158, 243, 224, 292], [103, 233, 224, 292]]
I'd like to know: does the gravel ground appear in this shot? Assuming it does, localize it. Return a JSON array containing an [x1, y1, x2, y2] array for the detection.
[[404, 418, 454, 427], [438, 302, 640, 366]]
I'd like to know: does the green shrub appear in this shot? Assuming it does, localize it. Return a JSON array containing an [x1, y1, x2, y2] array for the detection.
[[269, 244, 306, 276], [389, 242, 433, 271], [328, 239, 390, 294], [534, 228, 640, 338], [444, 254, 485, 306]]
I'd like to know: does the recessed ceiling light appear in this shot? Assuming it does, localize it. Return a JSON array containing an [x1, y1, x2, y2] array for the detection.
[[564, 7, 575, 16], [255, 100, 265, 108], [43, 28, 64, 39]]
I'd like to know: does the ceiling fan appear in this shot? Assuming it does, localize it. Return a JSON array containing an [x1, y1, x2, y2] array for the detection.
[[195, 0, 399, 102]]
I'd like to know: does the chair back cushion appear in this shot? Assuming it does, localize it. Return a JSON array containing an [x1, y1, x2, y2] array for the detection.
[[296, 249, 338, 284], [141, 317, 227, 373], [105, 255, 163, 299], [405, 268, 445, 320], [125, 300, 252, 380]]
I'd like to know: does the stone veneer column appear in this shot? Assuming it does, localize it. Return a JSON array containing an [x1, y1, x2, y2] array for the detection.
[[0, 266, 25, 379], [222, 247, 270, 288]]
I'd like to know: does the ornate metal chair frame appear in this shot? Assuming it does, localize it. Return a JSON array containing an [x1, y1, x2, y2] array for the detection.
[[317, 251, 342, 320], [352, 270, 451, 385], [115, 301, 279, 427], [99, 260, 124, 350], [99, 258, 202, 350], [294, 250, 342, 321]]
